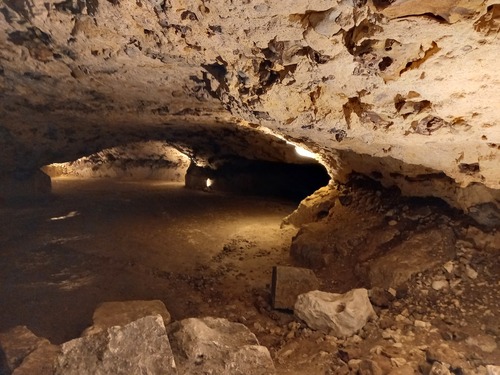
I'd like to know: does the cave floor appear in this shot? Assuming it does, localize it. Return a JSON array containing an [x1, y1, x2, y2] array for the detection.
[[0, 178, 499, 375]]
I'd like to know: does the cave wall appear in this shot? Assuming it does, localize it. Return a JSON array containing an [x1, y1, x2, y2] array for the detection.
[[43, 141, 190, 181], [0, 0, 499, 219]]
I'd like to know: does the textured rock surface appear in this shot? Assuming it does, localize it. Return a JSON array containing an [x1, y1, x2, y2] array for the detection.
[[368, 227, 456, 288], [294, 289, 376, 336], [0, 0, 498, 218], [11, 341, 59, 375], [0, 325, 52, 373], [55, 315, 177, 375], [82, 300, 172, 336], [168, 317, 275, 375], [44, 141, 190, 181], [271, 266, 320, 310]]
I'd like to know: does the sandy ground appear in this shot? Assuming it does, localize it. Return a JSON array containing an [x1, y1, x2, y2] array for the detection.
[[0, 178, 298, 344]]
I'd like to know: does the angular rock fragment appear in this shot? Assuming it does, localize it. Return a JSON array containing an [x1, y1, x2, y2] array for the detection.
[[82, 299, 171, 336], [271, 265, 320, 310], [12, 341, 59, 375], [294, 289, 376, 337], [0, 326, 52, 373], [55, 315, 177, 375], [168, 317, 275, 375]]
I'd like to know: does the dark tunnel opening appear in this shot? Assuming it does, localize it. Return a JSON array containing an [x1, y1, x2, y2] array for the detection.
[[184, 158, 331, 202]]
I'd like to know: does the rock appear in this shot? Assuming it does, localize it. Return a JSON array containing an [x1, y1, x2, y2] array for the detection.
[[388, 364, 415, 375], [55, 315, 177, 375], [0, 170, 51, 203], [429, 361, 451, 375], [358, 359, 383, 375], [431, 280, 449, 291], [168, 317, 275, 375], [294, 289, 376, 337], [465, 264, 478, 279], [487, 365, 500, 375], [282, 185, 338, 227], [369, 287, 395, 308], [82, 300, 171, 336], [0, 326, 51, 373], [465, 335, 498, 353], [368, 228, 455, 289], [12, 342, 59, 375], [290, 222, 333, 268], [271, 266, 320, 310]]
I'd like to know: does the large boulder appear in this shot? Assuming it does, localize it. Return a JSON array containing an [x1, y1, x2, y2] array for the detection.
[[82, 300, 171, 336], [294, 289, 376, 337], [168, 317, 275, 375], [55, 315, 177, 375]]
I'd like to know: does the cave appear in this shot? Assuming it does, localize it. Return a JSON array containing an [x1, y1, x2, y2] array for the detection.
[[0, 1, 499, 374]]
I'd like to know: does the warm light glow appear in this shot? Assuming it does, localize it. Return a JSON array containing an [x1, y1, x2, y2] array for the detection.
[[206, 178, 213, 188], [50, 211, 80, 221], [294, 146, 316, 159]]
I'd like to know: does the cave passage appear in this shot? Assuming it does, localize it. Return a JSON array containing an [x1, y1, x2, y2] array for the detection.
[[0, 177, 300, 344]]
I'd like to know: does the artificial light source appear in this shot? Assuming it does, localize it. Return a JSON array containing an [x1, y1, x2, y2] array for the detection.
[[294, 146, 316, 159], [206, 178, 213, 188]]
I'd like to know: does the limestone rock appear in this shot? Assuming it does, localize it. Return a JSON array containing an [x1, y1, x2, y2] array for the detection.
[[487, 365, 500, 375], [294, 289, 376, 337], [12, 342, 59, 375], [82, 299, 171, 336], [55, 315, 177, 375], [429, 361, 451, 375], [0, 326, 51, 373], [368, 228, 456, 288], [271, 266, 320, 310], [168, 317, 275, 375]]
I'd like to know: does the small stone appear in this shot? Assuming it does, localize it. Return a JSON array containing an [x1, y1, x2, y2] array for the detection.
[[388, 220, 398, 226], [414, 320, 430, 328], [487, 365, 500, 375], [465, 265, 478, 279], [466, 335, 498, 353], [443, 261, 454, 274], [358, 359, 383, 375], [429, 361, 451, 375], [432, 280, 449, 291], [390, 357, 406, 367]]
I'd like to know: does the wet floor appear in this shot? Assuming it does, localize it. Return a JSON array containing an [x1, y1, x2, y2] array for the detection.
[[0, 178, 298, 344]]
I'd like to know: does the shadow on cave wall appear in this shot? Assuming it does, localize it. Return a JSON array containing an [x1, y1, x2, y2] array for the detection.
[[185, 159, 330, 202]]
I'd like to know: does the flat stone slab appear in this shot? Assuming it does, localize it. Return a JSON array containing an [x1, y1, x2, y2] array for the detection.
[[271, 265, 320, 310], [83, 299, 171, 336]]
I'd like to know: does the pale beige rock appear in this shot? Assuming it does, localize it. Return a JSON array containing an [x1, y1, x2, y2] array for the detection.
[[55, 315, 177, 375], [168, 317, 275, 375], [294, 289, 376, 337]]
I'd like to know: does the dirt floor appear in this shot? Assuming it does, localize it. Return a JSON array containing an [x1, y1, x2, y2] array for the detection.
[[0, 177, 499, 374]]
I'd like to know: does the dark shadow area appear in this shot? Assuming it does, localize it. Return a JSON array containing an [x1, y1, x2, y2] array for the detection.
[[185, 159, 330, 202]]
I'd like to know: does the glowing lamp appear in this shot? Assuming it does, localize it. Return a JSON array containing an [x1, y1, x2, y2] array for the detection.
[[295, 146, 316, 159], [206, 178, 213, 188]]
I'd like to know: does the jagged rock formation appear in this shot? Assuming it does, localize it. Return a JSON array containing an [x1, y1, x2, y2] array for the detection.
[[0, 0, 499, 221]]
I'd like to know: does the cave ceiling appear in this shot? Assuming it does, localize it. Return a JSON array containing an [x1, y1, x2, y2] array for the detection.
[[0, 0, 499, 214]]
